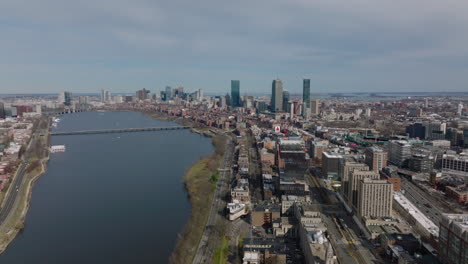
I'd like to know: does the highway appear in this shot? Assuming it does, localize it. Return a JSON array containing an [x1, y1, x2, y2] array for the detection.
[[192, 137, 234, 264], [0, 121, 47, 225], [0, 160, 28, 224], [400, 178, 450, 226]]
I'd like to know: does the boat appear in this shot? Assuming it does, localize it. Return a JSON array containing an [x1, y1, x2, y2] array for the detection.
[[50, 145, 66, 153]]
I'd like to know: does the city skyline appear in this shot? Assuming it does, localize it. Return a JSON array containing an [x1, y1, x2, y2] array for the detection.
[[1, 1, 468, 93]]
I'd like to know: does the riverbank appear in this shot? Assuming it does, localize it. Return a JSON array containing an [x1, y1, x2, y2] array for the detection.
[[145, 111, 228, 263], [0, 135, 50, 254]]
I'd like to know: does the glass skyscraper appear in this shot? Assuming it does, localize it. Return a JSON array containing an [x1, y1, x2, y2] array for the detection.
[[303, 79, 310, 108], [231, 80, 240, 107], [271, 79, 283, 112], [283, 90, 290, 113]]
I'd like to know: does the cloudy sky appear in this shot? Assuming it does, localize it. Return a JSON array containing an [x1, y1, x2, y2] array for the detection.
[[1, 0, 468, 94]]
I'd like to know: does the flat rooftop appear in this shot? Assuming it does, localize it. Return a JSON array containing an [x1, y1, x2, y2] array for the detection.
[[394, 192, 439, 237]]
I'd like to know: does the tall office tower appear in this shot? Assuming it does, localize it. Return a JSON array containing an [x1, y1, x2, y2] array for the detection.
[[58, 92, 72, 106], [282, 90, 290, 112], [270, 79, 283, 112], [165, 86, 172, 100], [105, 90, 111, 102], [357, 179, 393, 218], [174, 86, 184, 98], [231, 80, 240, 107], [303, 79, 310, 109], [348, 170, 380, 209], [197, 89, 204, 101], [438, 214, 468, 264], [365, 147, 388, 172], [101, 89, 105, 102], [388, 140, 411, 167], [458, 103, 464, 116], [64, 92, 72, 106], [0, 102, 5, 119], [338, 160, 369, 201], [310, 99, 320, 115], [424, 98, 429, 108], [136, 88, 149, 101]]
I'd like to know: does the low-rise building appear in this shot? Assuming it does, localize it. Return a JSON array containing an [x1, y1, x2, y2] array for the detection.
[[252, 202, 281, 227]]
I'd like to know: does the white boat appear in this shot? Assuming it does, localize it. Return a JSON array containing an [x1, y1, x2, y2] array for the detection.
[[50, 145, 66, 153]]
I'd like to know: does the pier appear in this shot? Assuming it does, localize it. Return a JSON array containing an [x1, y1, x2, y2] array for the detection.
[[51, 126, 190, 136]]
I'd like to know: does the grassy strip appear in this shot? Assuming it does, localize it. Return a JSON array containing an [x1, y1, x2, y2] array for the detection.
[[213, 236, 229, 264], [0, 155, 48, 252], [169, 135, 227, 264]]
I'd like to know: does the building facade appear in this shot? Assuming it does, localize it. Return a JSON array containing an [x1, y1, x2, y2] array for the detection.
[[438, 214, 468, 264], [271, 79, 283, 112], [231, 80, 240, 107], [357, 179, 393, 218], [348, 170, 380, 209], [365, 147, 388, 172], [388, 140, 411, 167], [303, 79, 310, 109], [310, 99, 320, 115]]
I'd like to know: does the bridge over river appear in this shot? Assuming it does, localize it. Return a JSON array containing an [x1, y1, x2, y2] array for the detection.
[[51, 126, 190, 136]]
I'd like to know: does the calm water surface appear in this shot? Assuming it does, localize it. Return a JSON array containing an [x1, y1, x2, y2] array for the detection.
[[0, 111, 213, 264]]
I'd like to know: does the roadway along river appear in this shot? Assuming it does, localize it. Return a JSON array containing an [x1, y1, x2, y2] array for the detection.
[[0, 111, 213, 264]]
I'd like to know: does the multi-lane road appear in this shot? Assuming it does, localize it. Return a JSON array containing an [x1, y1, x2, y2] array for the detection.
[[0, 125, 45, 225], [192, 137, 234, 264], [400, 178, 451, 226]]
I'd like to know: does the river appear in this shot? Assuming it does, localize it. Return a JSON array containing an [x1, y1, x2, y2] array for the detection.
[[0, 111, 213, 263]]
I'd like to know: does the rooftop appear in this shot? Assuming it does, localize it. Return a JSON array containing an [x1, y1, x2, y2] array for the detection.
[[394, 192, 439, 237]]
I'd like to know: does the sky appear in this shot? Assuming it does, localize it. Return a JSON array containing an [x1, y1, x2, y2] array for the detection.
[[1, 0, 468, 94]]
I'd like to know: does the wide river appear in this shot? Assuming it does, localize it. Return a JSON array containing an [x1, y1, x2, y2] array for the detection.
[[0, 111, 213, 263]]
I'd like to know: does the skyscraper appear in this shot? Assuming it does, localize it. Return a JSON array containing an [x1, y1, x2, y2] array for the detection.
[[231, 80, 240, 107], [271, 79, 283, 112], [165, 86, 172, 100], [64, 92, 72, 106], [282, 90, 290, 113], [136, 88, 149, 101], [58, 92, 72, 106], [0, 102, 5, 119], [303, 79, 310, 109], [105, 90, 111, 102]]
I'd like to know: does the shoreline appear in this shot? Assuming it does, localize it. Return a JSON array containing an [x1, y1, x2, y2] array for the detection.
[[0, 153, 50, 254], [0, 110, 224, 262], [144, 111, 227, 263]]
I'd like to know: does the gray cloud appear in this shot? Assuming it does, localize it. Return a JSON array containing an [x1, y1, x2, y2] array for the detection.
[[0, 0, 467, 93]]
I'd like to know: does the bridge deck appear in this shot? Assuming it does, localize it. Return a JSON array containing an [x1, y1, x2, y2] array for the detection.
[[51, 126, 190, 136]]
